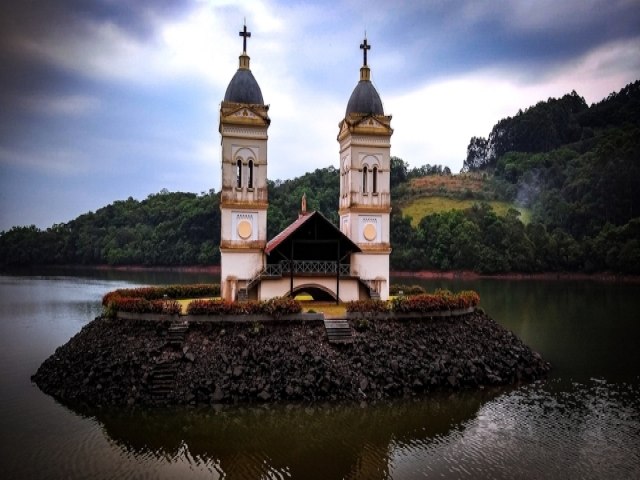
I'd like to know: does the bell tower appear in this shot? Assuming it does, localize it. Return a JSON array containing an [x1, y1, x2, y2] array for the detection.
[[219, 23, 270, 301], [338, 36, 393, 300]]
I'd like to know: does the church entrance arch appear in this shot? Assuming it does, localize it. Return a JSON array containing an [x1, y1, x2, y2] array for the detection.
[[289, 284, 337, 302]]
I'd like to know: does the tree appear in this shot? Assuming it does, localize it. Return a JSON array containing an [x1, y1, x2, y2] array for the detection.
[[390, 156, 408, 187]]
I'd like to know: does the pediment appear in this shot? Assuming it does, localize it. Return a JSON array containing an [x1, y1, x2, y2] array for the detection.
[[339, 114, 392, 140], [220, 103, 270, 127], [353, 116, 388, 130], [229, 107, 259, 119]]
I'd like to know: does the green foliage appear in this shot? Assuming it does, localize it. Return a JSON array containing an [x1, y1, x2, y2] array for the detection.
[[390, 156, 409, 188], [401, 196, 530, 228], [463, 90, 589, 171], [389, 284, 426, 296], [0, 190, 220, 267]]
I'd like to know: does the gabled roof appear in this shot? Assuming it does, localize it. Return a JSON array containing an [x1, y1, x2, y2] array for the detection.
[[265, 211, 361, 256]]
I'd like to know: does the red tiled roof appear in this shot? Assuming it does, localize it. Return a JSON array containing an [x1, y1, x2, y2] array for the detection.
[[264, 212, 316, 255], [264, 211, 361, 255]]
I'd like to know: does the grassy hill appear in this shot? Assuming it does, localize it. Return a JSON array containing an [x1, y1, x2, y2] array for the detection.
[[398, 173, 530, 227], [401, 196, 531, 227]]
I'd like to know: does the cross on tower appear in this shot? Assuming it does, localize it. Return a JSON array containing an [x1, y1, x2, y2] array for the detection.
[[360, 37, 371, 66], [239, 24, 251, 53]]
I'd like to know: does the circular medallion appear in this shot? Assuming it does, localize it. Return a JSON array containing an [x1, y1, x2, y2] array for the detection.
[[363, 223, 377, 241], [237, 220, 253, 240]]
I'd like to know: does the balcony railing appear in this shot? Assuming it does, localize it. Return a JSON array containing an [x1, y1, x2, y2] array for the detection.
[[247, 260, 350, 290], [266, 260, 350, 276]]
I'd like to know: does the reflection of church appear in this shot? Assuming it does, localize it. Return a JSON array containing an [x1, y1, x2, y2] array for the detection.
[[219, 25, 393, 302]]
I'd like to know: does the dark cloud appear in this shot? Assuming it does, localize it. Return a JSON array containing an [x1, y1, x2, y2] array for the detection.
[[362, 0, 640, 89], [0, 0, 197, 143], [0, 0, 194, 43]]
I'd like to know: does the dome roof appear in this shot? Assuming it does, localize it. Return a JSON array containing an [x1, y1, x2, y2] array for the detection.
[[224, 68, 264, 105], [345, 79, 384, 116]]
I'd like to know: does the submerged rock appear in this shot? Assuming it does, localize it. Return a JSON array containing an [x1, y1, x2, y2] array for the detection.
[[32, 312, 551, 407]]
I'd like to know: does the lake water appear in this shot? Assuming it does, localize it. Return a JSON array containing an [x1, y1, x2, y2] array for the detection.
[[1, 270, 639, 479]]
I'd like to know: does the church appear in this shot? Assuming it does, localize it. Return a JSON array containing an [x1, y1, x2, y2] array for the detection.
[[219, 25, 393, 303]]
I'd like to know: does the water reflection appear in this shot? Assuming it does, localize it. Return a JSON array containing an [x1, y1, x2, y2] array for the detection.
[[60, 379, 640, 480], [73, 390, 503, 480]]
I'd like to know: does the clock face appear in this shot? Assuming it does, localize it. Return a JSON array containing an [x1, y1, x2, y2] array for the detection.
[[237, 220, 253, 240], [363, 223, 377, 241]]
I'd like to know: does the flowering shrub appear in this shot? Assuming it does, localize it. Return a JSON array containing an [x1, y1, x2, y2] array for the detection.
[[348, 290, 480, 315], [261, 297, 303, 317], [102, 284, 219, 316], [102, 284, 220, 306], [345, 299, 390, 313], [391, 290, 479, 313], [186, 297, 302, 317], [108, 297, 181, 315], [457, 290, 481, 308]]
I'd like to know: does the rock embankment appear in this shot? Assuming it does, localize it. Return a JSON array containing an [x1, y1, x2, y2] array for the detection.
[[32, 312, 550, 406]]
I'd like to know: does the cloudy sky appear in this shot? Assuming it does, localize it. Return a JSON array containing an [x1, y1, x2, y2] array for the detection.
[[1, 0, 639, 231]]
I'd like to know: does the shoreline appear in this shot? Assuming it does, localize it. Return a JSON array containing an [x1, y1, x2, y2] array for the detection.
[[5, 264, 638, 283], [391, 270, 640, 282]]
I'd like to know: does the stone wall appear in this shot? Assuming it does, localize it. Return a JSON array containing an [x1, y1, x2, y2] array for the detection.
[[32, 312, 550, 407]]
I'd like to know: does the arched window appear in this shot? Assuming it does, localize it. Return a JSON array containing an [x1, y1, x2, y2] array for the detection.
[[362, 165, 368, 193], [236, 159, 242, 188], [372, 166, 378, 193], [248, 160, 254, 189]]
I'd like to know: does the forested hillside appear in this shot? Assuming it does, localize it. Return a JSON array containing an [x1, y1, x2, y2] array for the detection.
[[393, 81, 640, 273], [0, 190, 221, 267], [1, 80, 639, 273]]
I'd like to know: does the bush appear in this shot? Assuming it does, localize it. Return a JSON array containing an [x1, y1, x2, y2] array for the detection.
[[108, 297, 181, 315], [391, 290, 480, 313], [347, 290, 481, 316], [389, 284, 426, 296], [185, 297, 301, 318], [345, 299, 390, 313], [102, 284, 220, 315], [102, 284, 220, 306]]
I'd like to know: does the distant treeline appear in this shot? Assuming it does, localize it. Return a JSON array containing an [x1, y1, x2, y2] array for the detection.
[[1, 80, 639, 274]]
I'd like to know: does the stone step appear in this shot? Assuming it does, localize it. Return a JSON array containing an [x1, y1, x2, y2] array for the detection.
[[154, 362, 178, 370], [168, 326, 188, 333], [165, 321, 189, 348], [151, 378, 176, 390], [323, 319, 353, 344]]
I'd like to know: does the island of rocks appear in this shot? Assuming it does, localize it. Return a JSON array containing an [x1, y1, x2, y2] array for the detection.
[[32, 310, 550, 407]]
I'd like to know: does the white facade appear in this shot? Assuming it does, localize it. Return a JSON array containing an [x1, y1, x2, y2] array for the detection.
[[337, 74, 393, 300], [258, 277, 364, 302], [219, 53, 270, 301], [219, 33, 392, 302]]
